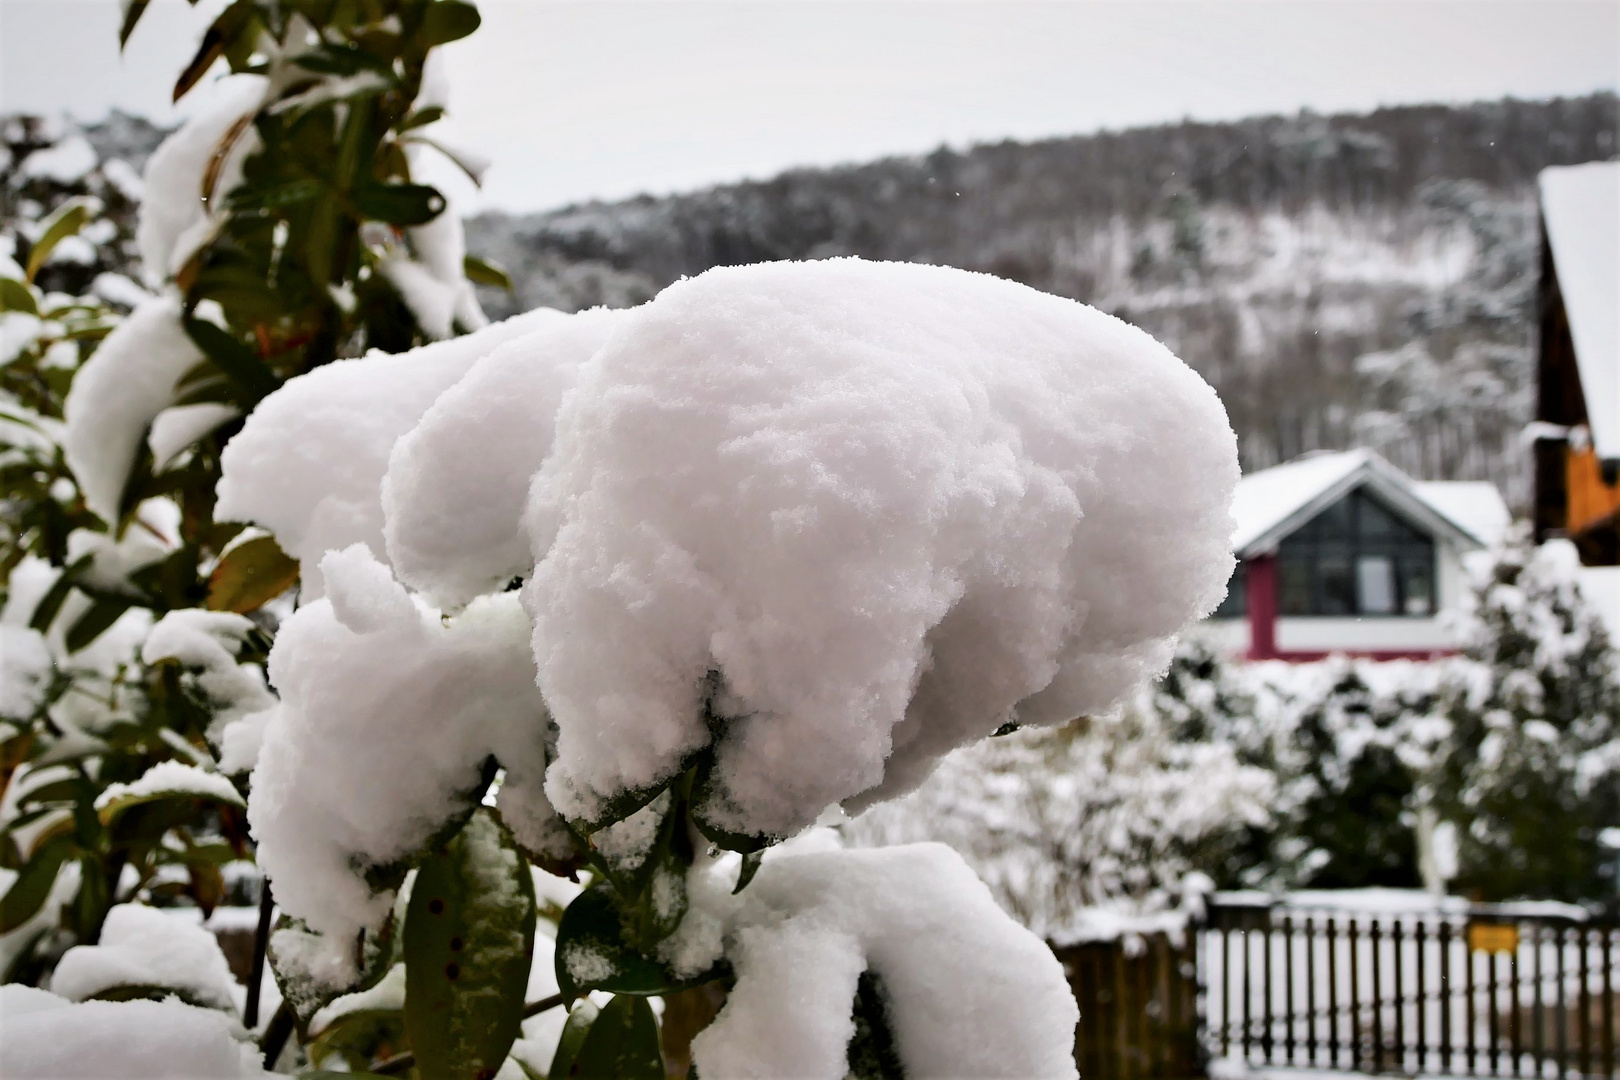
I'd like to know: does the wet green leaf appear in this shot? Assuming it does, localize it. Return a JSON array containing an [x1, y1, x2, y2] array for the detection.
[[0, 834, 72, 934], [173, 0, 254, 102], [846, 971, 905, 1080], [353, 182, 446, 226], [0, 277, 38, 315], [733, 849, 764, 894], [207, 535, 299, 613], [463, 255, 512, 291], [404, 808, 536, 1080], [571, 995, 663, 1080], [546, 1000, 599, 1080], [553, 883, 718, 998], [418, 0, 481, 47], [97, 776, 245, 829], [118, 0, 151, 48], [64, 596, 134, 654], [25, 198, 96, 283], [182, 316, 280, 404]]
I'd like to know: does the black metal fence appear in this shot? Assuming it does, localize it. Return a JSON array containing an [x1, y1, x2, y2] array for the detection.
[[1202, 897, 1620, 1078]]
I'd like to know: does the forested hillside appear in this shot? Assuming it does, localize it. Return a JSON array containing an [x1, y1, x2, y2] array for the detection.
[[468, 94, 1618, 506]]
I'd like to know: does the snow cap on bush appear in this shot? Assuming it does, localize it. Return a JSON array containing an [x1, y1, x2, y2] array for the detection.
[[0, 988, 269, 1079], [215, 308, 563, 597], [248, 544, 559, 971], [525, 258, 1237, 838], [382, 305, 627, 610], [669, 836, 1080, 1079]]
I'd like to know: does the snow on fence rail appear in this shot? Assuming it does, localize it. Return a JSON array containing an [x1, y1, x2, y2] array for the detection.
[[1203, 895, 1620, 1079]]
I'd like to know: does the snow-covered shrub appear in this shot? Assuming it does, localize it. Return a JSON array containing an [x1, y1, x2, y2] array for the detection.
[[1114, 538, 1620, 907], [219, 255, 1240, 1075], [843, 673, 1275, 940], [1437, 533, 1620, 904], [1, 0, 492, 1063]]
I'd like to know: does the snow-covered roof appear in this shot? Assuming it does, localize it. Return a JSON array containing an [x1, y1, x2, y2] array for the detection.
[[1413, 481, 1511, 549], [1232, 449, 1493, 557], [1540, 161, 1620, 460]]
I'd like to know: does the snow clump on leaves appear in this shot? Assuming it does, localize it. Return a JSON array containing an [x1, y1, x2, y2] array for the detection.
[[524, 258, 1237, 837], [222, 257, 1237, 1007], [215, 307, 562, 597], [667, 833, 1081, 1080]]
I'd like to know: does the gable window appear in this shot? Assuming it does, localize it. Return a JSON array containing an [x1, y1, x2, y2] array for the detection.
[[1276, 488, 1435, 617]]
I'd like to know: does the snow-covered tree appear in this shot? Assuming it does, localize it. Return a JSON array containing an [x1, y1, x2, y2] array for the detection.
[[1438, 532, 1620, 905]]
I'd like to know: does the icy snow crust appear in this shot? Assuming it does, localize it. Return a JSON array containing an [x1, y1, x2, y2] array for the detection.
[[526, 259, 1237, 835], [670, 836, 1080, 1080]]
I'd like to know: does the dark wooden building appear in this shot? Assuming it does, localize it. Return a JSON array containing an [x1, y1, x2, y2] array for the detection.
[[1533, 161, 1620, 565]]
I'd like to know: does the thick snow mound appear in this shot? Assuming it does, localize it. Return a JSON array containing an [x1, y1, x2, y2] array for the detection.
[[248, 545, 558, 973], [525, 258, 1237, 837], [50, 902, 241, 1012], [668, 837, 1079, 1080], [0, 993, 268, 1079], [63, 296, 205, 522], [216, 308, 560, 597], [383, 306, 626, 610]]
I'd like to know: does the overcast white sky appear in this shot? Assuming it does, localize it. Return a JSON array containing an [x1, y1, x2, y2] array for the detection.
[[2, 0, 1617, 213]]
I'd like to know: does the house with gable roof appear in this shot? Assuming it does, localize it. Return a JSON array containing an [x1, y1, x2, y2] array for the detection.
[[1532, 160, 1620, 565], [1198, 449, 1509, 661]]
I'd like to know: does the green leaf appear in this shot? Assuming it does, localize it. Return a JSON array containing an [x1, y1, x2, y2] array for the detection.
[[571, 995, 664, 1080], [846, 971, 906, 1080], [0, 835, 72, 934], [418, 0, 482, 47], [182, 315, 281, 405], [97, 774, 246, 828], [463, 255, 512, 291], [400, 105, 446, 132], [173, 0, 254, 102], [119, 0, 151, 48], [404, 808, 537, 1080], [25, 198, 96, 283], [352, 182, 446, 226], [64, 596, 134, 654], [553, 884, 719, 998], [207, 535, 300, 613], [29, 554, 91, 632], [271, 914, 396, 1024], [546, 1001, 599, 1080], [733, 849, 764, 894], [0, 277, 38, 315]]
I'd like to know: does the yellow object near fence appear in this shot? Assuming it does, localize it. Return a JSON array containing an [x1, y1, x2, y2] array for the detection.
[[1467, 921, 1519, 954]]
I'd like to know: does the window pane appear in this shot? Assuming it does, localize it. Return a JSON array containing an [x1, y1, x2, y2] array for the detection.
[[1357, 555, 1396, 614], [1400, 556, 1434, 615], [1319, 556, 1353, 615], [1280, 558, 1313, 615]]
